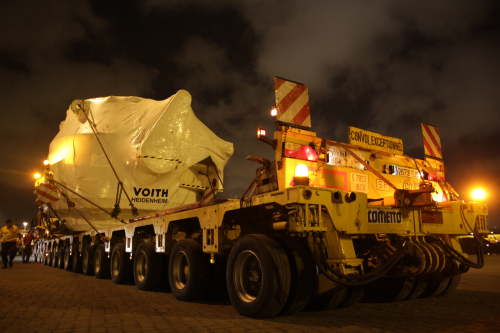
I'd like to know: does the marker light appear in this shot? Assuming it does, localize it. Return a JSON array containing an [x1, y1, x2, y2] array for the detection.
[[295, 164, 309, 177], [257, 127, 266, 138], [472, 189, 485, 200], [257, 126, 276, 148], [271, 107, 277, 117], [35, 173, 41, 179], [44, 160, 50, 166]]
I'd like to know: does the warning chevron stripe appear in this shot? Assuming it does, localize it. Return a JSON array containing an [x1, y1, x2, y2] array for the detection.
[[180, 183, 205, 190], [274, 77, 311, 128], [35, 183, 59, 204], [202, 187, 216, 203], [421, 123, 443, 159], [141, 156, 181, 163]]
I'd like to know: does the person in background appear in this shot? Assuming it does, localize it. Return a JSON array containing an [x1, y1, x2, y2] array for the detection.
[[0, 219, 22, 269], [22, 229, 37, 263]]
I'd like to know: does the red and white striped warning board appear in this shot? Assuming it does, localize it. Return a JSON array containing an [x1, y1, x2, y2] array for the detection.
[[35, 183, 59, 204], [421, 123, 443, 159], [202, 187, 216, 203], [274, 77, 311, 128]]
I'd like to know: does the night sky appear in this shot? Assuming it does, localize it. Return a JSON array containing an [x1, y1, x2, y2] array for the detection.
[[1, 1, 499, 230]]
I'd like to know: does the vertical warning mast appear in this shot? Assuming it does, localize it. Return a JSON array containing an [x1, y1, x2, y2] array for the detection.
[[421, 123, 443, 160], [274, 77, 311, 129]]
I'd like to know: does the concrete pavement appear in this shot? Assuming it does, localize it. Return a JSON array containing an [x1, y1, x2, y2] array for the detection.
[[0, 254, 498, 332]]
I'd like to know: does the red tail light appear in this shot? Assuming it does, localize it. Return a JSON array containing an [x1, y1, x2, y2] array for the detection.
[[285, 144, 318, 161]]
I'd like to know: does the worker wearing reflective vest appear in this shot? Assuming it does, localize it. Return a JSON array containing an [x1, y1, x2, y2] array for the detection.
[[0, 219, 22, 269]]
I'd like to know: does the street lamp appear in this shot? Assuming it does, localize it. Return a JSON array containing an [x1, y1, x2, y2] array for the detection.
[[23, 222, 27, 231]]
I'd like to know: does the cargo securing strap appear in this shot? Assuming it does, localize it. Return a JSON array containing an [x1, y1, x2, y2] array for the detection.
[[79, 101, 138, 217], [141, 156, 182, 164], [50, 180, 127, 225]]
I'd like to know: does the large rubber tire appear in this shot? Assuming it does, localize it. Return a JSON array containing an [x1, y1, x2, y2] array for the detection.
[[33, 244, 38, 263], [134, 242, 163, 291], [82, 245, 95, 276], [338, 285, 366, 308], [72, 245, 83, 273], [111, 243, 133, 284], [94, 244, 110, 279], [49, 247, 54, 266], [64, 246, 73, 271], [271, 235, 314, 315], [58, 248, 65, 269], [52, 247, 59, 267], [421, 274, 461, 298], [305, 287, 347, 311], [364, 276, 415, 302], [439, 274, 461, 296], [420, 279, 448, 297], [404, 275, 428, 301], [169, 239, 209, 301], [226, 234, 291, 318]]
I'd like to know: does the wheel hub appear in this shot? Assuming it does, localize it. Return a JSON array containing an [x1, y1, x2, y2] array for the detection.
[[249, 270, 259, 282], [172, 251, 189, 290], [234, 250, 262, 303]]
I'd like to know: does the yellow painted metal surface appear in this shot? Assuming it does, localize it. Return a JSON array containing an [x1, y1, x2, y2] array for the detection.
[[348, 126, 404, 155]]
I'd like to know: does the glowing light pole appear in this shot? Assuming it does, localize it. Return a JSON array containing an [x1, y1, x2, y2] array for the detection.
[[23, 222, 27, 231]]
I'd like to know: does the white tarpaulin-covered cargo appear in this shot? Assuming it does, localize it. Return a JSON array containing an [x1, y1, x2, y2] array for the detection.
[[40, 90, 233, 231]]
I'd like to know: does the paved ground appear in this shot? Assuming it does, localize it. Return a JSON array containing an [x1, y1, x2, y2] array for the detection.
[[0, 254, 498, 333]]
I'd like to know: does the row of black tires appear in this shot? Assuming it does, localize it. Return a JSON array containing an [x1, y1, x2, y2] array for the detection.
[[36, 234, 461, 318]]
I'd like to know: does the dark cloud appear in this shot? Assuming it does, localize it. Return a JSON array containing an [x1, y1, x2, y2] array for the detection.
[[0, 1, 157, 226], [1, 0, 499, 227]]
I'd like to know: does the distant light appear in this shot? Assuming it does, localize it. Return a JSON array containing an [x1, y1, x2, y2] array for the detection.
[[35, 173, 41, 179], [43, 160, 50, 166], [472, 189, 486, 200], [271, 107, 277, 117]]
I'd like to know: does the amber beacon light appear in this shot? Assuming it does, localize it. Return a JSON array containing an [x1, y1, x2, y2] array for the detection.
[[293, 164, 310, 186]]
